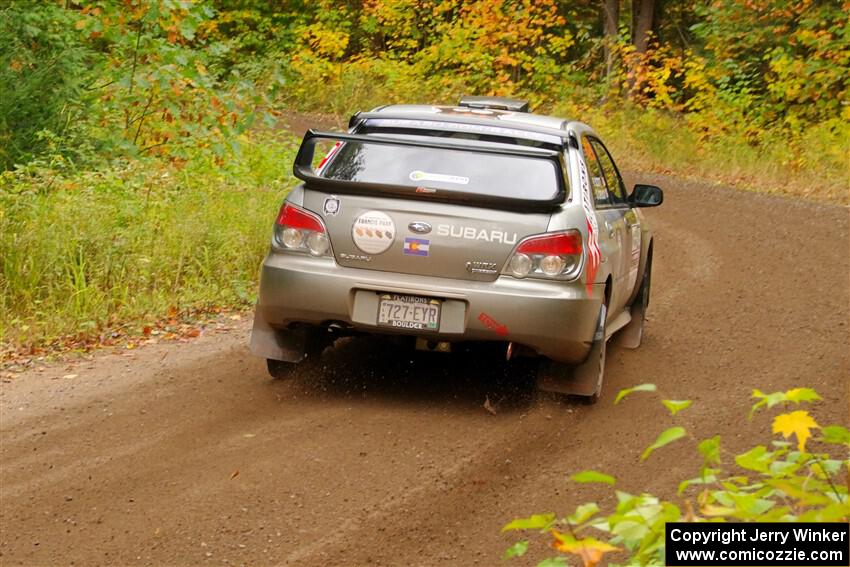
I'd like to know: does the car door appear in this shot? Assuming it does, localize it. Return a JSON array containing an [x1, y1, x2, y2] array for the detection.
[[589, 138, 641, 305], [580, 136, 628, 314]]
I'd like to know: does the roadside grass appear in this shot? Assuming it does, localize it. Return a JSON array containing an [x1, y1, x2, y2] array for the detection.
[[559, 103, 850, 204], [1, 133, 299, 355]]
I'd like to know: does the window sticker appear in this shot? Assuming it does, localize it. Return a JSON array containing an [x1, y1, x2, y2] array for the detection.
[[409, 170, 469, 185], [592, 177, 608, 201], [316, 141, 342, 174]]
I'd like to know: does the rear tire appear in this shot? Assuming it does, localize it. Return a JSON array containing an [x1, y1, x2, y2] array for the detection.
[[267, 358, 297, 380]]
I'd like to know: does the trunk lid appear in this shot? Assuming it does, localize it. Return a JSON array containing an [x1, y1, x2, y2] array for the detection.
[[303, 190, 551, 282]]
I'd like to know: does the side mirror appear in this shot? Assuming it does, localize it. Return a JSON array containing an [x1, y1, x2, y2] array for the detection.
[[630, 184, 663, 207]]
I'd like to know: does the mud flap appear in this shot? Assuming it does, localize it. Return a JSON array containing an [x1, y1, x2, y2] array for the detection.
[[249, 310, 308, 363], [537, 304, 607, 397], [616, 295, 645, 349], [617, 263, 649, 349]]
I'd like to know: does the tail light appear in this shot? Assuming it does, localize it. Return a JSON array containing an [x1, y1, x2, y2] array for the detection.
[[272, 202, 332, 257], [504, 230, 583, 279]]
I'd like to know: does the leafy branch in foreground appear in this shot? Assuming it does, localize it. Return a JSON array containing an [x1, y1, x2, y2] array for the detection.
[[502, 386, 849, 567]]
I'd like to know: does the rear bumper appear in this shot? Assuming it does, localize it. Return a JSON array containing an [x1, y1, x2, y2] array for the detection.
[[251, 253, 603, 364]]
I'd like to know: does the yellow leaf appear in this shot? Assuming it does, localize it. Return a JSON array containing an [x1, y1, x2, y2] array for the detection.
[[772, 410, 819, 452], [551, 531, 619, 567], [700, 503, 736, 516]]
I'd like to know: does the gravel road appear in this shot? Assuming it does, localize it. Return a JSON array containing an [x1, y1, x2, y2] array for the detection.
[[2, 147, 848, 566]]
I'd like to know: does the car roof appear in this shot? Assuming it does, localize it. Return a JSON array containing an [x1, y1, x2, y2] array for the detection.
[[356, 104, 595, 142]]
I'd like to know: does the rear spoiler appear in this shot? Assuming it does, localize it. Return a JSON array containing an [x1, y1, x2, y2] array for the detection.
[[292, 130, 567, 212]]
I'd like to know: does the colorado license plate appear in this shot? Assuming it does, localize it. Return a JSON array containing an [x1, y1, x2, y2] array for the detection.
[[377, 294, 441, 331]]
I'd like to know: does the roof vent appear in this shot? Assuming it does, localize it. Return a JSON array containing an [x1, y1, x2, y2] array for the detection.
[[458, 96, 530, 113]]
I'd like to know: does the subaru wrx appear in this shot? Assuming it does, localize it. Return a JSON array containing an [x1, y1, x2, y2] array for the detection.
[[250, 97, 663, 402]]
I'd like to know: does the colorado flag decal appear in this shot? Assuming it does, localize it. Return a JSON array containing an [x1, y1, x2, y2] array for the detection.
[[403, 237, 430, 257]]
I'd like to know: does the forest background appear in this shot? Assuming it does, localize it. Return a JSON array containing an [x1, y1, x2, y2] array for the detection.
[[1, 0, 848, 353]]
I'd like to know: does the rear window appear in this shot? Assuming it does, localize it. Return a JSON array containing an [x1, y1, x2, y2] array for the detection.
[[320, 140, 563, 202]]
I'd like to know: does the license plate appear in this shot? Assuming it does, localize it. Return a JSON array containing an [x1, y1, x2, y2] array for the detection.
[[377, 294, 441, 331]]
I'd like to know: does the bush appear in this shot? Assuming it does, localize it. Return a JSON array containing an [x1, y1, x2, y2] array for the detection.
[[0, 133, 299, 351], [502, 385, 850, 567], [0, 2, 93, 169]]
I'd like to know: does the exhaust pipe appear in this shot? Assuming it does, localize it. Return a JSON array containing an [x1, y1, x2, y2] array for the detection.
[[415, 338, 451, 353]]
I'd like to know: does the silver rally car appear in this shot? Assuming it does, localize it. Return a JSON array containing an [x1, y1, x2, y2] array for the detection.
[[250, 97, 663, 401]]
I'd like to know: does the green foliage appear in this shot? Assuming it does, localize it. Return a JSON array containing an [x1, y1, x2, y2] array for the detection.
[[0, 133, 299, 350], [1, 0, 273, 172], [282, 0, 576, 108], [0, 2, 92, 169], [3, 1, 848, 199], [503, 540, 529, 559], [640, 426, 686, 461], [503, 386, 849, 566], [272, 0, 849, 202], [553, 100, 849, 203], [750, 387, 822, 417], [502, 513, 556, 532], [570, 471, 616, 485], [690, 0, 849, 132], [661, 400, 691, 415], [697, 435, 721, 466], [614, 382, 656, 404], [72, 0, 270, 160]]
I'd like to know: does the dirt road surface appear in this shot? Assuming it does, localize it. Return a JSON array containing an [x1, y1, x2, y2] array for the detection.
[[2, 159, 848, 566]]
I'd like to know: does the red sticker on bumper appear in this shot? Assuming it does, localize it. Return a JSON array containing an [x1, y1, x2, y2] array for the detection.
[[478, 312, 508, 336]]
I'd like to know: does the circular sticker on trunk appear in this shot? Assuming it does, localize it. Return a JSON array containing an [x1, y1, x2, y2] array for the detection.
[[352, 211, 395, 254]]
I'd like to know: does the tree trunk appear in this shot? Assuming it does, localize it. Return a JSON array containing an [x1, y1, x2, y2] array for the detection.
[[602, 0, 619, 79], [633, 0, 655, 53]]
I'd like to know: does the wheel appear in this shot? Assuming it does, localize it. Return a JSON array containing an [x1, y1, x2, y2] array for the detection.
[[267, 358, 297, 379], [643, 254, 652, 309]]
